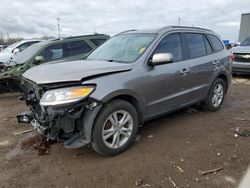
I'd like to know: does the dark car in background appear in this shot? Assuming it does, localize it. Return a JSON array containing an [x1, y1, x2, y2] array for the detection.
[[20, 26, 231, 156], [0, 34, 109, 93], [231, 36, 250, 74]]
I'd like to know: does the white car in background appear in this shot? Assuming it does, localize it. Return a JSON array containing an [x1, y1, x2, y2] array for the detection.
[[0, 39, 42, 65]]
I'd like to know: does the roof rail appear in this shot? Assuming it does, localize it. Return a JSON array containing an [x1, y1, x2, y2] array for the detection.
[[169, 26, 212, 31], [115, 29, 137, 36], [63, 34, 109, 40]]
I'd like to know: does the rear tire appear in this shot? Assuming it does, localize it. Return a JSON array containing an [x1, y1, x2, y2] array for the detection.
[[202, 78, 226, 112], [91, 99, 139, 156]]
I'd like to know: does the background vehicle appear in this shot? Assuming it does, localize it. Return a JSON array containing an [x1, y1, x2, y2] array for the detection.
[[20, 26, 231, 156], [231, 36, 250, 74], [0, 34, 109, 93], [0, 39, 42, 64], [0, 44, 8, 51]]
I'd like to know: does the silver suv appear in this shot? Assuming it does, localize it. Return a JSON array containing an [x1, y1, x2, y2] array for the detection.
[[20, 26, 231, 156]]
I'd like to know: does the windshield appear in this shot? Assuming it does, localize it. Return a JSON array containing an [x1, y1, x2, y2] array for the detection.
[[11, 42, 45, 64], [87, 33, 156, 63], [241, 37, 250, 46]]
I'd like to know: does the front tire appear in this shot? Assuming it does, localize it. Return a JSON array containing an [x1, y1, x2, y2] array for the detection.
[[203, 78, 226, 112], [91, 99, 139, 156]]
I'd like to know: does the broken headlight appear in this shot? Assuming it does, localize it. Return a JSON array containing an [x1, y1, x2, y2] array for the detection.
[[40, 86, 95, 106]]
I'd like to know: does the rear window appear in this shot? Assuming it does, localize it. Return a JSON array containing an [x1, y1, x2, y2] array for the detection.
[[208, 34, 224, 52], [186, 33, 206, 58], [90, 38, 107, 46], [67, 40, 92, 56]]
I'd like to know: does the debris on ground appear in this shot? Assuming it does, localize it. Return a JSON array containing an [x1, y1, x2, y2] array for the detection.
[[199, 167, 223, 176], [234, 127, 250, 137], [21, 134, 56, 156], [175, 165, 184, 173], [14, 129, 33, 136], [73, 152, 85, 158], [0, 140, 9, 146], [147, 135, 154, 139], [168, 176, 178, 187], [217, 152, 221, 156], [224, 175, 236, 184], [135, 134, 141, 142], [135, 179, 143, 186], [234, 117, 249, 121], [3, 117, 9, 121], [185, 108, 198, 114]]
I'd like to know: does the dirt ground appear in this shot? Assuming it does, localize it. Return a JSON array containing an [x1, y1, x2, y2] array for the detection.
[[0, 76, 250, 188]]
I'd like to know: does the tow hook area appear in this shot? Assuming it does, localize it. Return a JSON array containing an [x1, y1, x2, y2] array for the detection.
[[17, 111, 33, 123], [31, 119, 47, 135]]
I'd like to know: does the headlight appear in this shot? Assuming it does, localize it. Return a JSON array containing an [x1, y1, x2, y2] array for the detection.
[[40, 86, 95, 106]]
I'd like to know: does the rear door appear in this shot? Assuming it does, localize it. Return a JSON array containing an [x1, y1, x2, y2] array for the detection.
[[183, 33, 218, 102]]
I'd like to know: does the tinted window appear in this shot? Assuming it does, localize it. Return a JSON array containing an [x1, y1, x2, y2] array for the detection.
[[186, 33, 206, 58], [40, 44, 64, 62], [154, 33, 183, 62], [208, 34, 224, 52], [17, 41, 40, 52], [241, 37, 250, 46], [204, 36, 213, 54], [90, 38, 107, 46], [67, 40, 92, 56]]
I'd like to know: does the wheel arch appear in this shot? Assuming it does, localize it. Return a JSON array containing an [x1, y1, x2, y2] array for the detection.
[[216, 73, 230, 92], [104, 94, 144, 125]]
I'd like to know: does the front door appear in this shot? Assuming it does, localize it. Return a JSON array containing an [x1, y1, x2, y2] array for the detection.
[[143, 33, 191, 119]]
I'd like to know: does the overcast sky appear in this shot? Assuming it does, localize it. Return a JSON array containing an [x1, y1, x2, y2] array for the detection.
[[0, 0, 249, 42]]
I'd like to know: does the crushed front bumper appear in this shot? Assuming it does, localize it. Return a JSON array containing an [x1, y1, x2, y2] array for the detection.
[[20, 100, 102, 148], [18, 78, 102, 148]]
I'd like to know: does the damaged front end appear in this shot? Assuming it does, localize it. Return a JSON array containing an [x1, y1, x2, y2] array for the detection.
[[18, 78, 102, 149]]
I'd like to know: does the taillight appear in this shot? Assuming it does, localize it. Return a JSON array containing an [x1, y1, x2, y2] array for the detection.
[[230, 53, 234, 63]]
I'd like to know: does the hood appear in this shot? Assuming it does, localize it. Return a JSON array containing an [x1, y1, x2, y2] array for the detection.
[[0, 52, 11, 63], [231, 46, 250, 53], [22, 60, 133, 84]]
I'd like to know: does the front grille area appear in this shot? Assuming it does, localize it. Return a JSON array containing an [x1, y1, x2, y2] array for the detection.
[[234, 53, 250, 63]]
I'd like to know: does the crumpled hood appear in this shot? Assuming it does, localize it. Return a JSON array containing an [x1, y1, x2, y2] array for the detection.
[[22, 60, 132, 84], [231, 46, 250, 53], [0, 52, 11, 63]]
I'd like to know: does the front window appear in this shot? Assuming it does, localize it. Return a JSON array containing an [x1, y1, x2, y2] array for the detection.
[[87, 34, 156, 63], [39, 44, 65, 62], [241, 37, 250, 46]]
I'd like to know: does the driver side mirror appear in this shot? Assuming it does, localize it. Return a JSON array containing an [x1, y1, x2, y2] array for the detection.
[[13, 48, 20, 55], [34, 56, 45, 65], [149, 53, 173, 66]]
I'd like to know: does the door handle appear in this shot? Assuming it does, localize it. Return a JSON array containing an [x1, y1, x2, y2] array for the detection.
[[180, 68, 189, 75], [213, 60, 219, 65]]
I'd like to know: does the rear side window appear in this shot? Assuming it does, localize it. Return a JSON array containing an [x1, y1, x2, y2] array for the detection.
[[154, 33, 183, 62], [208, 34, 224, 52], [204, 36, 213, 54], [90, 38, 107, 46], [186, 33, 206, 58], [67, 40, 92, 56]]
